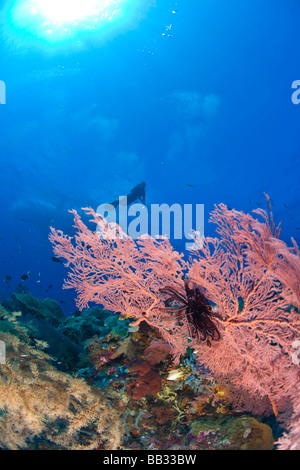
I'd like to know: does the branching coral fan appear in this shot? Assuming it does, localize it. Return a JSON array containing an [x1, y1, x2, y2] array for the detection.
[[277, 380, 300, 450], [49, 202, 300, 422], [49, 208, 192, 362], [188, 203, 300, 416]]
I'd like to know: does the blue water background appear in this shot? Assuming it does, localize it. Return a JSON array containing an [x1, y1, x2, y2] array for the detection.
[[0, 0, 299, 313]]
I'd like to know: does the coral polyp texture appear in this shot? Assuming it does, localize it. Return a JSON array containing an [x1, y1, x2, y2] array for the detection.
[[49, 202, 300, 441], [0, 307, 123, 449]]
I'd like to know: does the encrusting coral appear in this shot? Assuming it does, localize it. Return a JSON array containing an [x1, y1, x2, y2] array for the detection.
[[0, 307, 124, 450]]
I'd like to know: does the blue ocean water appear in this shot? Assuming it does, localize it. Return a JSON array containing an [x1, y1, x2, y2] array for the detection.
[[0, 0, 299, 311]]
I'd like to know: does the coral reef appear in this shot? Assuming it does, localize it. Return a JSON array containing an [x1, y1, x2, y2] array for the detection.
[[10, 292, 65, 327], [191, 415, 274, 450], [0, 297, 279, 450], [49, 203, 300, 422], [0, 307, 123, 450], [127, 361, 162, 399], [2, 295, 83, 371]]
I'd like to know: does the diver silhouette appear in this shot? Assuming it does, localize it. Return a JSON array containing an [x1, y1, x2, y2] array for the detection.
[[109, 182, 146, 208]]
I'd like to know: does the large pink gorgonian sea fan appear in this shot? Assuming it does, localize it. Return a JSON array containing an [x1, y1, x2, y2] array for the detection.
[[49, 208, 196, 363], [236, 193, 300, 310], [50, 202, 300, 418], [188, 202, 300, 416], [276, 379, 300, 450]]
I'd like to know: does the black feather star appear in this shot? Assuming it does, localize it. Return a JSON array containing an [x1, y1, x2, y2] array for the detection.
[[160, 282, 221, 346]]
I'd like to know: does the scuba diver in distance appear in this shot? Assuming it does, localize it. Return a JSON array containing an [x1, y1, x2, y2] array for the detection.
[[109, 182, 146, 209]]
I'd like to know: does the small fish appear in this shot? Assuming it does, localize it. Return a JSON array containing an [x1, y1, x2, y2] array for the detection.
[[290, 216, 297, 220], [249, 198, 252, 204], [51, 256, 62, 263], [167, 369, 184, 381], [48, 284, 53, 289], [5, 275, 12, 282], [284, 202, 288, 208], [21, 272, 30, 281], [185, 184, 196, 188], [296, 228, 300, 230]]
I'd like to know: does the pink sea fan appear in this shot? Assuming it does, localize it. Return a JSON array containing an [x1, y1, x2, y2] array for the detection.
[[188, 203, 300, 416], [218, 194, 300, 309], [254, 235, 300, 309], [49, 207, 193, 362], [276, 380, 300, 450]]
